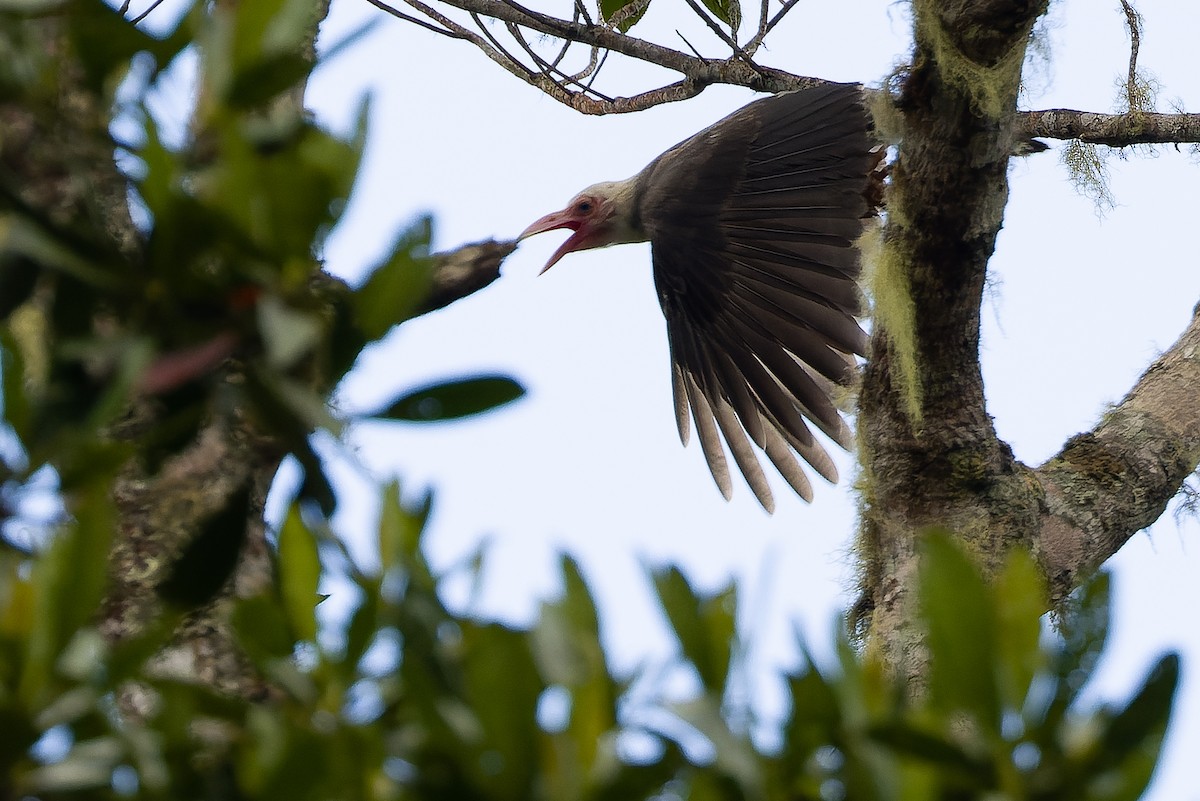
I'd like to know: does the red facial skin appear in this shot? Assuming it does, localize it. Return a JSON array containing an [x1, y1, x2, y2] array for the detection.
[[519, 194, 614, 274]]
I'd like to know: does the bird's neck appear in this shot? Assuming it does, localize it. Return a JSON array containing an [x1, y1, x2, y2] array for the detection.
[[599, 176, 647, 245]]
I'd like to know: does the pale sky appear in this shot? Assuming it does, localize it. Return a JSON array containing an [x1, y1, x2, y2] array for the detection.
[[296, 1, 1199, 796]]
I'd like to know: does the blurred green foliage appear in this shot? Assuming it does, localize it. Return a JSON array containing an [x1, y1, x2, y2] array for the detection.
[[0, 1, 1180, 800], [0, 0, 523, 521], [0, 492, 1180, 800]]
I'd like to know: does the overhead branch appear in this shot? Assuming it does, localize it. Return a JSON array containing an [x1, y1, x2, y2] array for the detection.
[[372, 0, 819, 112], [1037, 304, 1200, 602], [1018, 108, 1200, 146]]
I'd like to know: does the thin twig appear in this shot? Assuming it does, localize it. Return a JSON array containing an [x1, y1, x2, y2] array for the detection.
[[500, 19, 613, 101], [584, 48, 610, 93], [1120, 0, 1140, 103], [366, 0, 464, 38], [130, 0, 168, 25], [677, 31, 704, 59], [746, 0, 769, 56], [679, 0, 747, 58], [744, 0, 801, 52]]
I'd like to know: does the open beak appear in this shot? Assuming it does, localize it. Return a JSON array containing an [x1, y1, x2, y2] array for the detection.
[[519, 210, 582, 274]]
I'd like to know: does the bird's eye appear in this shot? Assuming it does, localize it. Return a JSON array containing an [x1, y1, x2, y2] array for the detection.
[[575, 200, 594, 214]]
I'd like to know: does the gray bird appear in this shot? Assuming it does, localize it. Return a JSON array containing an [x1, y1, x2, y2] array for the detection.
[[520, 82, 883, 512]]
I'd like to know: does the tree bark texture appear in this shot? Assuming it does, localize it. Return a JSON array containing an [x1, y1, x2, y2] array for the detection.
[[856, 0, 1200, 677], [1, 11, 282, 701]]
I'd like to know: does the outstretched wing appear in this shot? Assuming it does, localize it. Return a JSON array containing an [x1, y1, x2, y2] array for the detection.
[[638, 82, 881, 511]]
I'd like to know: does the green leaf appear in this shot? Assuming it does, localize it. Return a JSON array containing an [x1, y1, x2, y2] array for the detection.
[[341, 588, 380, 673], [19, 481, 114, 704], [780, 649, 841, 768], [377, 481, 430, 579], [994, 548, 1047, 710], [68, 0, 193, 91], [701, 0, 741, 30], [599, 0, 649, 32], [461, 622, 543, 800], [227, 52, 311, 109], [0, 252, 39, 321], [365, 374, 525, 423], [233, 595, 296, 663], [157, 479, 253, 608], [1, 329, 32, 441], [351, 215, 433, 341], [278, 504, 321, 642], [918, 529, 1000, 730], [1082, 652, 1179, 797], [651, 566, 734, 696], [868, 722, 994, 786], [531, 557, 618, 781], [672, 695, 762, 791], [257, 293, 323, 370]]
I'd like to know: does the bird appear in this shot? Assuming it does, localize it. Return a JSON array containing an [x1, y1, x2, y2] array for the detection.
[[519, 82, 883, 512]]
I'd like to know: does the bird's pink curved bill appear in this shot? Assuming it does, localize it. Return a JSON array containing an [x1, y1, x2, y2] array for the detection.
[[519, 211, 582, 274]]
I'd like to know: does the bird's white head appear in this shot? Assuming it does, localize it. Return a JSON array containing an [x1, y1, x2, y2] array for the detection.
[[519, 179, 643, 274]]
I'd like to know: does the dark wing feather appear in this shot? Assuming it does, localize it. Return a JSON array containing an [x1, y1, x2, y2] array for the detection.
[[638, 82, 880, 510]]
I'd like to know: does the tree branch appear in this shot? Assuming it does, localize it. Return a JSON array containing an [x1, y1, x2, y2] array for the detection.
[[1018, 109, 1200, 146], [372, 0, 821, 112], [416, 238, 517, 314], [1036, 305, 1200, 602]]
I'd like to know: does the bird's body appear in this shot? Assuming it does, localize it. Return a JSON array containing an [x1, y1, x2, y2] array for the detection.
[[521, 82, 882, 511]]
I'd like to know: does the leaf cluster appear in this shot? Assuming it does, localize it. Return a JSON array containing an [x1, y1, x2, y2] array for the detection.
[[0, 502, 1180, 800], [0, 0, 523, 530]]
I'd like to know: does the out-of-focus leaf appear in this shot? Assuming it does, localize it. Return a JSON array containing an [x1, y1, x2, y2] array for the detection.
[[19, 481, 113, 704], [0, 252, 39, 321], [227, 52, 310, 108], [672, 695, 761, 792], [1080, 652, 1179, 801], [294, 436, 336, 518], [651, 566, 734, 695], [233, 595, 296, 663], [25, 736, 123, 792], [780, 647, 841, 767], [1, 329, 32, 440], [352, 215, 433, 340], [868, 721, 993, 786], [68, 0, 192, 90], [994, 548, 1047, 710], [1032, 572, 1113, 740], [157, 479, 252, 608], [0, 215, 124, 289], [918, 529, 1000, 730], [365, 374, 525, 423], [342, 588, 379, 673], [278, 504, 320, 642], [377, 481, 430, 580], [461, 622, 542, 800], [531, 557, 618, 780], [257, 294, 322, 370]]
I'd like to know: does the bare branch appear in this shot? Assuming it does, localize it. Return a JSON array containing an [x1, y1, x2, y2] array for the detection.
[[366, 0, 465, 38], [1019, 108, 1200, 146], [417, 239, 517, 314], [678, 0, 745, 59], [1119, 0, 1142, 110], [129, 0, 168, 25], [372, 0, 816, 108], [744, 0, 801, 54], [1037, 304, 1200, 601]]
